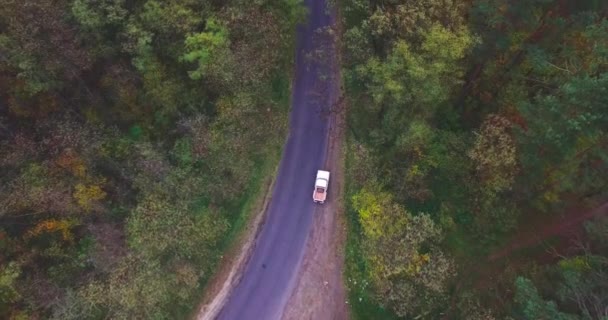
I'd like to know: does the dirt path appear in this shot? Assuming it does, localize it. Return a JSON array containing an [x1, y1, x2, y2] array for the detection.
[[443, 200, 608, 319], [281, 84, 348, 320], [489, 200, 608, 261]]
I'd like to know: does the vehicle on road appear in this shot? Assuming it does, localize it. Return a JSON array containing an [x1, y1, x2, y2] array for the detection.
[[313, 170, 330, 204]]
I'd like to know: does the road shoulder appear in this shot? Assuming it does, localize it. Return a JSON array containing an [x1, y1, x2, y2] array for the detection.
[[281, 83, 349, 320]]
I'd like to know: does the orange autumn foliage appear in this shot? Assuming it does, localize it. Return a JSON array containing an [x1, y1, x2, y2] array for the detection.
[[56, 150, 87, 178], [25, 219, 75, 242]]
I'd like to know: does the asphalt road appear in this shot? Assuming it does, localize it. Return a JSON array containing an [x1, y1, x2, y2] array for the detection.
[[216, 0, 336, 319]]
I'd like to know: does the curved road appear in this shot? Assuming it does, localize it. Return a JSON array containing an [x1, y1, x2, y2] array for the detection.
[[216, 0, 337, 319]]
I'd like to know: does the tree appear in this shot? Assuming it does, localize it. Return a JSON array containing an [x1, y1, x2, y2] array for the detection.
[[469, 114, 518, 193], [221, 7, 285, 87], [352, 186, 455, 317], [517, 74, 608, 204], [364, 0, 467, 55], [0, 0, 93, 95], [359, 24, 475, 107], [80, 257, 173, 319], [71, 0, 128, 30], [342, 0, 608, 318], [0, 0, 300, 317], [557, 255, 608, 320], [182, 17, 232, 82], [514, 277, 579, 320], [127, 194, 229, 264], [551, 217, 608, 320], [352, 23, 476, 148], [0, 263, 21, 311]]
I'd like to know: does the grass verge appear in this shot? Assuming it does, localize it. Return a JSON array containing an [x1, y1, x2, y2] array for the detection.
[[222, 151, 282, 249], [188, 148, 282, 319], [189, 71, 290, 319]]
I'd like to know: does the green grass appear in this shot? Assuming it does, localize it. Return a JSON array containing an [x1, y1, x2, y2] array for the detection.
[[221, 151, 281, 249]]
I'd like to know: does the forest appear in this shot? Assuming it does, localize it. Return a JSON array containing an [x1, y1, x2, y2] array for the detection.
[[0, 0, 304, 318], [2, 0, 608, 319], [341, 0, 608, 319]]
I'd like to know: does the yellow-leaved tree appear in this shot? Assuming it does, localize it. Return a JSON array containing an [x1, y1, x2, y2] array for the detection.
[[352, 184, 455, 317]]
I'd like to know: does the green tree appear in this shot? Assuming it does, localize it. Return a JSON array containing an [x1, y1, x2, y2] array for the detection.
[[514, 277, 579, 320], [364, 0, 467, 55], [517, 74, 608, 204], [0, 0, 92, 95], [352, 186, 455, 317], [0, 263, 21, 310], [350, 24, 476, 149], [182, 18, 232, 81], [0, 0, 298, 317], [127, 194, 229, 263], [358, 24, 475, 114], [469, 114, 518, 193], [71, 0, 128, 30], [342, 0, 608, 318]]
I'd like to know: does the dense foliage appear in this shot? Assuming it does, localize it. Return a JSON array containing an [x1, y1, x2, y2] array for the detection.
[[0, 0, 302, 318], [341, 0, 608, 318]]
